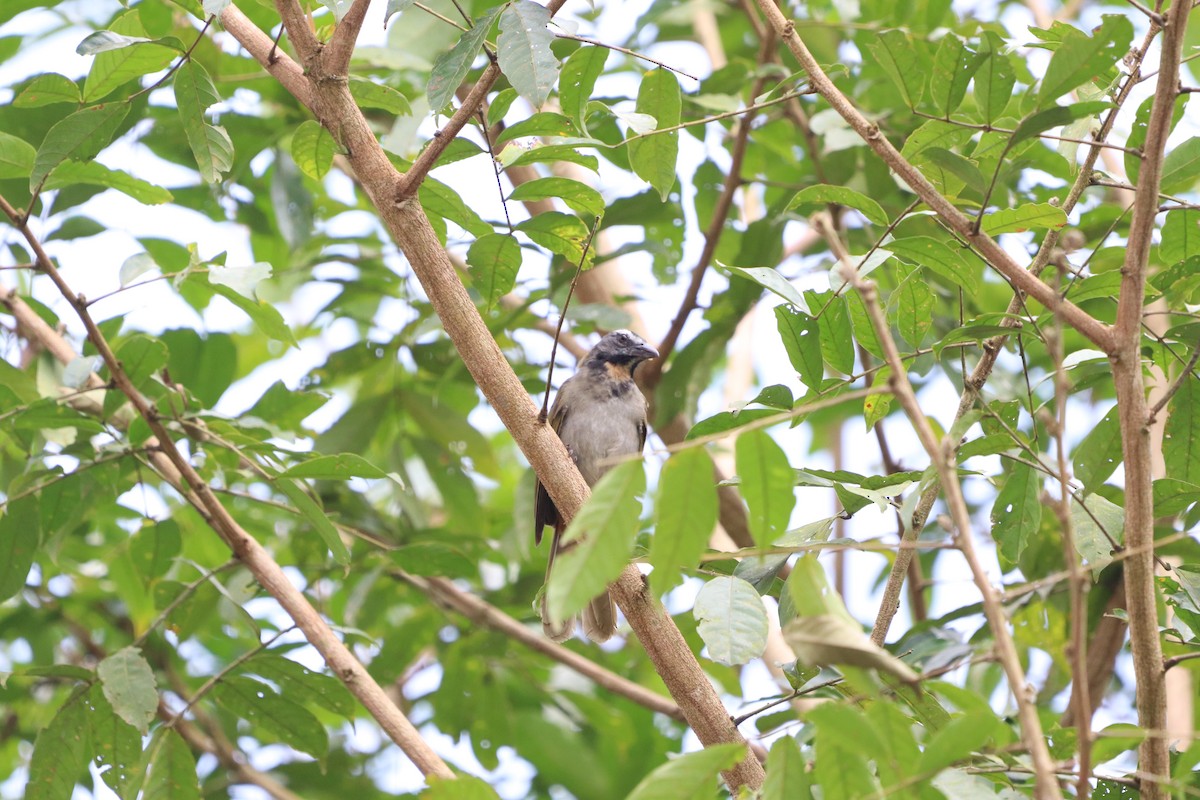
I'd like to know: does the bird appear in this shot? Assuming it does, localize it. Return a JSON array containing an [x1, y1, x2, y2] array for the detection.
[[534, 329, 659, 642]]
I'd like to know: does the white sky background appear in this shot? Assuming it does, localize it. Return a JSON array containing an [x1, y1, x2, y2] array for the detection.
[[0, 0, 1180, 796]]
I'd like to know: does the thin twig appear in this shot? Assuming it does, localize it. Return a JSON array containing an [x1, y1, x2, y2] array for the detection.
[[651, 33, 778, 376], [541, 214, 603, 420], [835, 220, 1061, 797], [1049, 264, 1093, 798], [1147, 344, 1200, 424], [554, 32, 699, 80], [398, 572, 685, 721]]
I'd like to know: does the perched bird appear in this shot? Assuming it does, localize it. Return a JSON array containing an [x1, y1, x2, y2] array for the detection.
[[535, 329, 659, 642]]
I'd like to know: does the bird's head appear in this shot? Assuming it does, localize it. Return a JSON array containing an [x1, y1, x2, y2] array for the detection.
[[584, 329, 660, 376]]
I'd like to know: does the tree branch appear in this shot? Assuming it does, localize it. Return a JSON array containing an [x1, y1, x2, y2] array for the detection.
[[1111, 1, 1192, 791], [832, 216, 1062, 799], [869, 19, 1163, 645], [751, 0, 1113, 353], [0, 198, 455, 781], [273, 0, 320, 60], [400, 572, 685, 721], [650, 31, 776, 374], [324, 0, 371, 75], [217, 3, 765, 791]]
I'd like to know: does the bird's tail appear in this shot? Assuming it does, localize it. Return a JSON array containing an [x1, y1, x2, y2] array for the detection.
[[541, 522, 617, 643]]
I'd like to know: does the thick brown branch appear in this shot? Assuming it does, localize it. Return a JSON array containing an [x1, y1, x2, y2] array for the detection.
[[273, 0, 319, 60], [1111, 1, 1192, 792], [0, 197, 455, 781], [752, 0, 1113, 353], [217, 4, 765, 791], [324, 0, 371, 75]]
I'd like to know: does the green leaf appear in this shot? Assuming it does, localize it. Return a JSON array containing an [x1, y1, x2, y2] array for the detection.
[[497, 0, 559, 108], [509, 177, 604, 217], [76, 30, 153, 55], [1011, 101, 1111, 147], [516, 211, 589, 263], [503, 142, 599, 171], [97, 646, 158, 735], [0, 131, 35, 179], [761, 736, 812, 800], [929, 34, 978, 117], [974, 38, 1014, 124], [291, 120, 338, 180], [1161, 209, 1200, 264], [649, 447, 718, 594], [736, 429, 796, 546], [1126, 95, 1188, 185], [26, 693, 92, 800], [559, 45, 608, 130], [775, 305, 823, 392], [869, 29, 925, 108], [130, 520, 181, 579], [494, 111, 578, 146], [809, 290, 855, 375], [625, 742, 746, 800], [420, 177, 493, 237], [901, 119, 975, 163], [85, 685, 143, 798], [785, 557, 918, 682], [981, 202, 1067, 235], [31, 102, 130, 190], [887, 236, 980, 297], [141, 729, 200, 800], [80, 14, 178, 104], [279, 453, 388, 480], [0, 495, 39, 603], [209, 284, 298, 347], [116, 333, 168, 387], [174, 60, 232, 184], [159, 329, 238, 408], [723, 266, 810, 313], [893, 268, 935, 347], [1071, 493, 1125, 570], [1165, 373, 1200, 484], [349, 77, 412, 115], [694, 575, 769, 665], [44, 160, 173, 204], [734, 516, 833, 590], [14, 73, 81, 107], [276, 477, 352, 565], [1072, 406, 1122, 490], [545, 461, 645, 622], [213, 676, 329, 758], [1161, 137, 1200, 195], [863, 365, 892, 431], [1037, 15, 1133, 108], [244, 654, 356, 718], [990, 462, 1041, 565], [627, 69, 681, 201], [916, 711, 999, 777], [920, 147, 986, 195], [427, 7, 502, 112], [686, 408, 780, 440], [787, 184, 887, 226], [467, 232, 523, 309]]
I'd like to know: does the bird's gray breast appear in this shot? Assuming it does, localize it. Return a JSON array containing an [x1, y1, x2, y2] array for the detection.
[[555, 378, 646, 487]]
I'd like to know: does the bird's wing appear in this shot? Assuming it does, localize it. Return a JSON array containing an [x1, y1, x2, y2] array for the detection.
[[534, 399, 570, 544]]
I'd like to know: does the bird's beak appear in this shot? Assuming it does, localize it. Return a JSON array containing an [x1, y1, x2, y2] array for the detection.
[[637, 342, 660, 360]]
